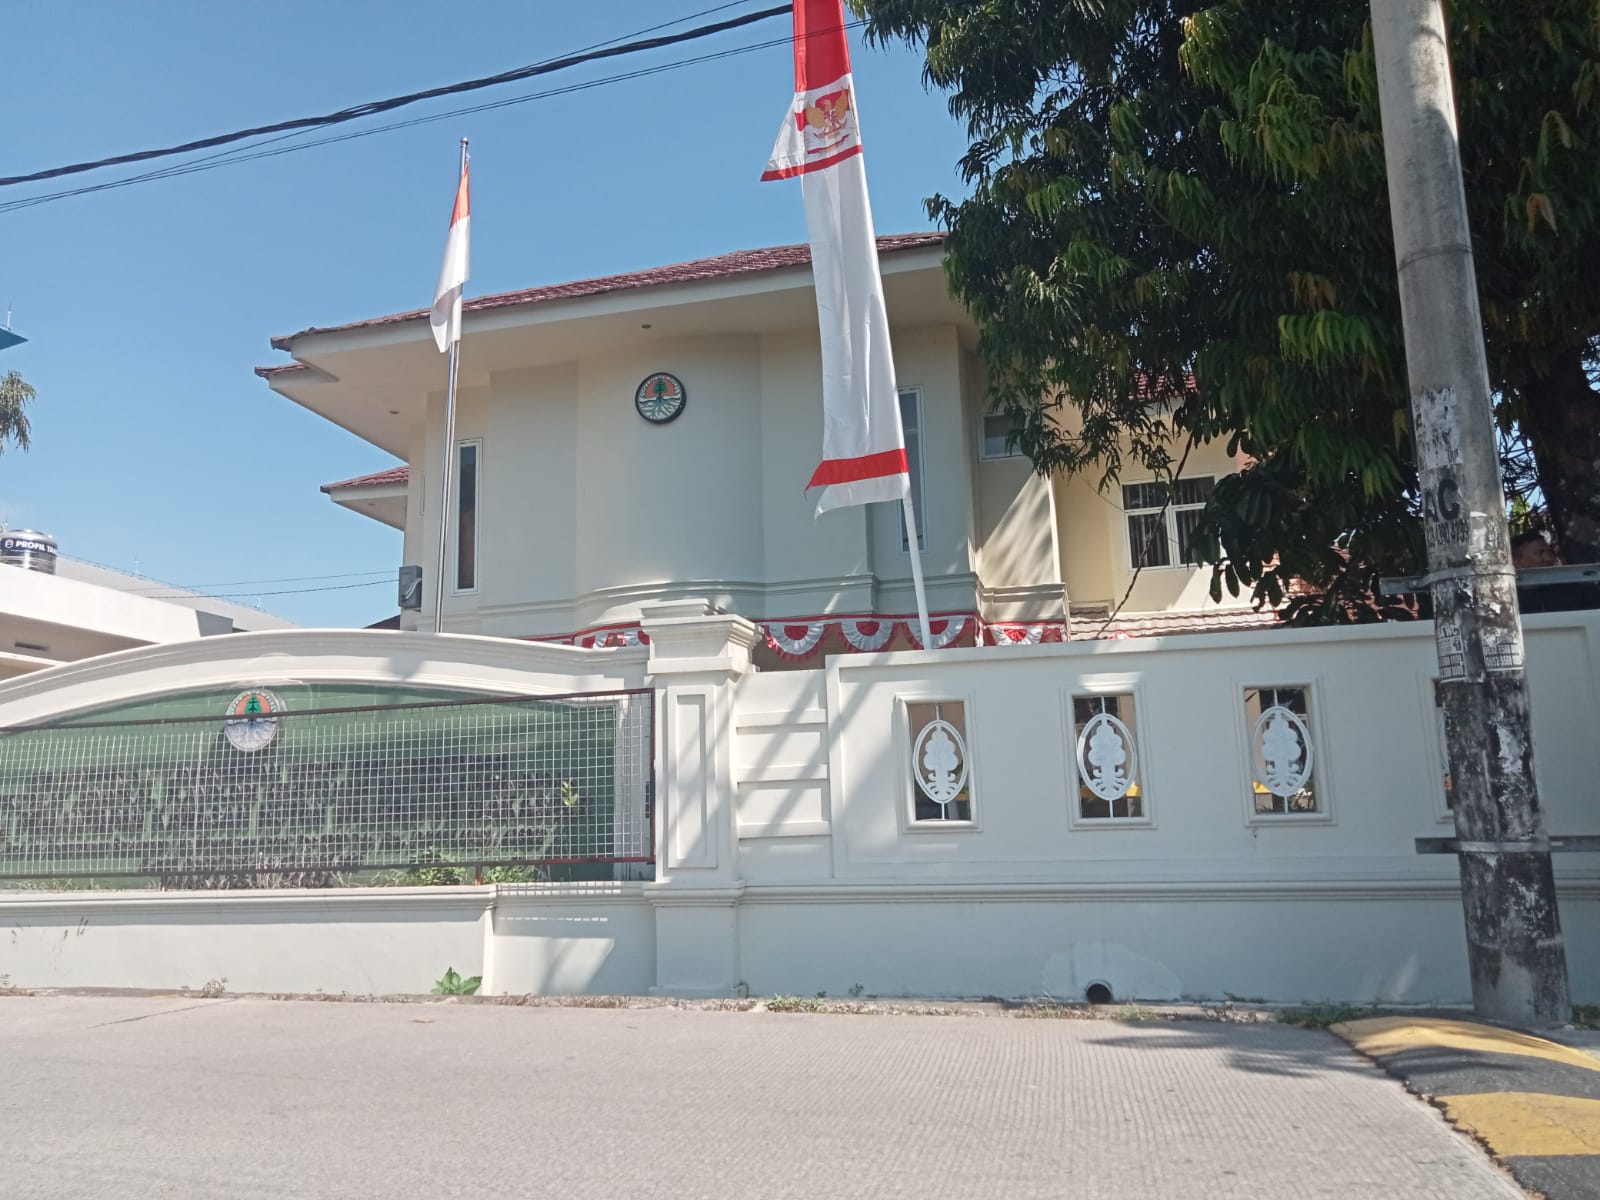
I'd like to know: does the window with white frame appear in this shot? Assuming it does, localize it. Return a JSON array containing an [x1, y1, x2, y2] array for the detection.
[[1122, 476, 1214, 568], [454, 440, 479, 593], [1072, 694, 1143, 819], [898, 389, 926, 550], [980, 409, 1025, 460], [906, 700, 972, 822], [1244, 685, 1319, 814]]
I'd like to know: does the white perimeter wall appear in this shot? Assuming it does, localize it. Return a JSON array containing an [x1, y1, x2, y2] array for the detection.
[[1, 612, 1595, 1005], [724, 611, 1600, 1005]]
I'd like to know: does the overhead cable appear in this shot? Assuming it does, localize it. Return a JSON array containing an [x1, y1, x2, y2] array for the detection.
[[138, 579, 392, 600], [0, 16, 864, 215], [0, 3, 792, 189], [117, 569, 395, 593]]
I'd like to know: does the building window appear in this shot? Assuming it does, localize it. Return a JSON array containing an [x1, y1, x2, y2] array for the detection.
[[898, 389, 926, 551], [1122, 476, 1214, 568], [906, 700, 972, 822], [1245, 685, 1318, 814], [1072, 694, 1143, 820], [454, 440, 479, 593], [980, 410, 1024, 460]]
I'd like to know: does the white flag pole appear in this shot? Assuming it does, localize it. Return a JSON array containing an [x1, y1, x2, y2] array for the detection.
[[432, 137, 468, 634], [900, 491, 934, 650]]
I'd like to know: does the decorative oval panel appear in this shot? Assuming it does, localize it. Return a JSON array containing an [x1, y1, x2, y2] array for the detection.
[[1251, 705, 1314, 798], [912, 717, 969, 808], [1075, 711, 1138, 802]]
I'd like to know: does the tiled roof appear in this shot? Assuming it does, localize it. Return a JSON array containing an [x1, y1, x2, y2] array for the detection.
[[269, 232, 945, 350], [254, 362, 308, 380], [322, 465, 409, 494], [1072, 605, 1281, 638], [1132, 371, 1199, 400]]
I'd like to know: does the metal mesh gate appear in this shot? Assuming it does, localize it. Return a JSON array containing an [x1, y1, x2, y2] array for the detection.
[[0, 689, 654, 884]]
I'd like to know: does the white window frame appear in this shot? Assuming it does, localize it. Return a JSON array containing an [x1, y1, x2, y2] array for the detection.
[[895, 692, 981, 834], [1121, 475, 1214, 570], [898, 388, 927, 553], [979, 409, 1025, 461], [1062, 678, 1155, 829], [451, 438, 481, 596], [1236, 676, 1334, 826]]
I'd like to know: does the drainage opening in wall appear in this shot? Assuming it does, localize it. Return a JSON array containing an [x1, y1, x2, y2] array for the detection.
[[1084, 981, 1114, 1005]]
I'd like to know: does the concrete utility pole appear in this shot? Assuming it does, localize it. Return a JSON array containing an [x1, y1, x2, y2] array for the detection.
[[1369, 0, 1571, 1024]]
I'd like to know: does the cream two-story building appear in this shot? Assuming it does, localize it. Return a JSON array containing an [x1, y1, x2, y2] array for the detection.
[[258, 233, 1262, 663]]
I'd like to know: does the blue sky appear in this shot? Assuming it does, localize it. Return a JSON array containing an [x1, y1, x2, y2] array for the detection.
[[0, 2, 968, 626]]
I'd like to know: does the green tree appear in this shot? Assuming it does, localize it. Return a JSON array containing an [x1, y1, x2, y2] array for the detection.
[[0, 370, 35, 455], [855, 0, 1600, 618]]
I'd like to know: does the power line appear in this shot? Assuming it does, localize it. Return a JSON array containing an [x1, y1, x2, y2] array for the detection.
[[119, 569, 395, 593], [0, 2, 761, 212], [139, 579, 392, 600], [0, 17, 864, 216], [0, 4, 792, 190]]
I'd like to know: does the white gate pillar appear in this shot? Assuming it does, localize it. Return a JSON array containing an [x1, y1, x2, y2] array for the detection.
[[639, 599, 758, 996]]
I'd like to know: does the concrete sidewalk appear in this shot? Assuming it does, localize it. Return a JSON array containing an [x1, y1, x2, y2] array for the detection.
[[0, 996, 1525, 1200]]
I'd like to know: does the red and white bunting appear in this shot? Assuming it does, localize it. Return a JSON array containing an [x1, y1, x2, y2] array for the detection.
[[839, 617, 893, 652], [906, 615, 971, 650], [533, 624, 651, 650], [764, 620, 829, 659], [986, 622, 1067, 646], [526, 615, 1077, 656]]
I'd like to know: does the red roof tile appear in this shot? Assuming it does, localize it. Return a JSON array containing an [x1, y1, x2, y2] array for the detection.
[[254, 362, 309, 380], [322, 465, 409, 494], [268, 232, 944, 350], [1073, 606, 1281, 638]]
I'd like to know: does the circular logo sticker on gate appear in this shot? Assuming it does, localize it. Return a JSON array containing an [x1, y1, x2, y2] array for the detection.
[[223, 688, 284, 753]]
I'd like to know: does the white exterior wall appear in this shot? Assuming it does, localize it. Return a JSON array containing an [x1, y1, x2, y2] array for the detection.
[[758, 334, 873, 614], [867, 325, 980, 615], [1056, 435, 1252, 615], [395, 320, 1057, 637], [0, 564, 300, 681], [2, 614, 1595, 1004], [1, 888, 490, 995]]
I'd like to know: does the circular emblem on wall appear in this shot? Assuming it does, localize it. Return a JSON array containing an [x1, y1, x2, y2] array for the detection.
[[634, 372, 687, 424], [223, 688, 284, 753]]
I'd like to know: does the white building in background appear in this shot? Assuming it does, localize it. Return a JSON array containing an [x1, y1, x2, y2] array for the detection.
[[0, 532, 296, 679], [258, 233, 1265, 665]]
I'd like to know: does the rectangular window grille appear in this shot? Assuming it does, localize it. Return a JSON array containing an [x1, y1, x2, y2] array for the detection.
[[898, 389, 926, 551], [0, 690, 653, 886], [1244, 685, 1319, 814], [906, 700, 972, 822], [455, 440, 479, 592], [1122, 476, 1214, 568], [980, 410, 1024, 459], [1072, 694, 1143, 820]]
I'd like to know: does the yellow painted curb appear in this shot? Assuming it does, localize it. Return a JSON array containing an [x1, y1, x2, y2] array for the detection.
[[1332, 1017, 1600, 1075], [1438, 1091, 1600, 1157]]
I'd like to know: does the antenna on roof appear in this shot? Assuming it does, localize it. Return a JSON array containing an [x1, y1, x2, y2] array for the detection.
[[3, 305, 11, 330]]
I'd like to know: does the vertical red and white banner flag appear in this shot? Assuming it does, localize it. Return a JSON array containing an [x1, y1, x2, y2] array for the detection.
[[430, 157, 471, 353], [763, 0, 908, 515]]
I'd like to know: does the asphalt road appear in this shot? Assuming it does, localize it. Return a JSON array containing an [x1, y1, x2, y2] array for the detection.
[[1337, 1016, 1600, 1200], [2, 996, 1526, 1199]]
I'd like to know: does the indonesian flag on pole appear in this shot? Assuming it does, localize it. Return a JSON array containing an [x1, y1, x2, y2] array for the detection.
[[763, 0, 908, 515], [429, 157, 470, 353]]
